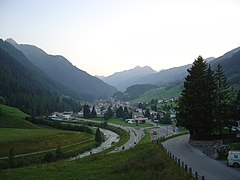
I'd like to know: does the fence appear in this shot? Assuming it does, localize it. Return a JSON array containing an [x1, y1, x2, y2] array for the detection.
[[158, 140, 206, 180]]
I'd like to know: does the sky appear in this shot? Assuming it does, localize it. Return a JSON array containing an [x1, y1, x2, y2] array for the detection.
[[0, 0, 240, 76]]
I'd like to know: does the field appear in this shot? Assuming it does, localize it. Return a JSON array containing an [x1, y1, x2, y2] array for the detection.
[[0, 104, 37, 129], [0, 128, 94, 157], [132, 84, 182, 103], [0, 131, 192, 180]]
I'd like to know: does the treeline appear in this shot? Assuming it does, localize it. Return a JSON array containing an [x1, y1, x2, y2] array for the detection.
[[26, 117, 93, 135], [177, 56, 240, 139]]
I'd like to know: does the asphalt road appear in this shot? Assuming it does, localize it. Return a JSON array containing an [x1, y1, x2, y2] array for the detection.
[[70, 128, 119, 160], [162, 134, 240, 180], [111, 125, 144, 152], [77, 118, 145, 152], [148, 125, 177, 140]]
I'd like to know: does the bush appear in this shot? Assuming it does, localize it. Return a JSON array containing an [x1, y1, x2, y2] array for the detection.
[[8, 149, 15, 168], [44, 152, 54, 163]]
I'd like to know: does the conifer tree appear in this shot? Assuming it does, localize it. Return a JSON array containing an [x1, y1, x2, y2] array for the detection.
[[91, 105, 97, 118], [95, 128, 103, 145], [144, 109, 151, 119], [214, 64, 234, 134], [177, 56, 216, 138], [116, 106, 124, 118], [104, 106, 113, 120], [83, 104, 91, 118]]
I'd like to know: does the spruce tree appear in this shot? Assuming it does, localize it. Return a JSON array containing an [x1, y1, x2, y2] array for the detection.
[[235, 90, 240, 120], [104, 106, 113, 120], [83, 104, 91, 118], [91, 105, 97, 118], [116, 106, 124, 118], [214, 64, 233, 134], [177, 56, 216, 138], [95, 128, 103, 145]]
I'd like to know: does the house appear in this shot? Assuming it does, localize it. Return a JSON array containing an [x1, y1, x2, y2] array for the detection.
[[132, 112, 148, 124]]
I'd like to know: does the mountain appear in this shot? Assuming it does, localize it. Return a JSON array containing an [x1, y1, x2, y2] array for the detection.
[[135, 57, 215, 86], [135, 64, 191, 85], [102, 66, 156, 91], [210, 47, 240, 85], [113, 84, 159, 101], [0, 39, 81, 115], [130, 48, 240, 102], [6, 38, 117, 100]]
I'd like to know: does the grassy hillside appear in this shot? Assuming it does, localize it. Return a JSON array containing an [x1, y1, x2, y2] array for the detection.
[[0, 128, 93, 157], [132, 83, 183, 103], [0, 137, 191, 180], [0, 104, 37, 129]]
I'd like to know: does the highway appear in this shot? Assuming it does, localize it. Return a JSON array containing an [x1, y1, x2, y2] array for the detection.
[[76, 118, 145, 152], [70, 128, 119, 160], [162, 134, 240, 180]]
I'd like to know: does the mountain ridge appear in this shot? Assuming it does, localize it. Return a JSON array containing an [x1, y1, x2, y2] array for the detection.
[[6, 39, 117, 100], [102, 66, 156, 91]]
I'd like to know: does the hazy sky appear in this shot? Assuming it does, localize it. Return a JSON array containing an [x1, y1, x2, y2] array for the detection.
[[0, 0, 240, 76]]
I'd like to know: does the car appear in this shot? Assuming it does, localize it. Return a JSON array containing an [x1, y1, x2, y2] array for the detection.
[[227, 151, 240, 168]]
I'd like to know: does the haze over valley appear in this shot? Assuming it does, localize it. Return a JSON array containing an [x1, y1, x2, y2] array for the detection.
[[1, 1, 240, 179]]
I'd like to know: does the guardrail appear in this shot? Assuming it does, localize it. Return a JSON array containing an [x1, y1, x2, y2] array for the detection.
[[158, 140, 206, 180]]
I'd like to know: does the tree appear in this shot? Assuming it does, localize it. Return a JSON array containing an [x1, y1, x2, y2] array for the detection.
[[0, 96, 5, 104], [177, 56, 216, 138], [83, 104, 91, 118], [235, 90, 240, 120], [214, 64, 234, 134], [144, 109, 151, 119], [104, 106, 113, 120], [123, 106, 131, 119], [8, 148, 15, 168], [116, 106, 124, 118], [91, 105, 97, 118], [95, 128, 103, 145], [56, 145, 63, 160], [44, 152, 54, 162]]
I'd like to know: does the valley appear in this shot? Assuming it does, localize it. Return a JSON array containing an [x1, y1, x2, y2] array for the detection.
[[0, 38, 240, 179]]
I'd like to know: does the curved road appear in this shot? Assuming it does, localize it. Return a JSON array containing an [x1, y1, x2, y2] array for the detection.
[[77, 118, 145, 152], [163, 134, 240, 180], [70, 128, 119, 160], [110, 125, 144, 152]]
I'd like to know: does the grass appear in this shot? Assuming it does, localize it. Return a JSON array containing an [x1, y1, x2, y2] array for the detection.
[[138, 130, 151, 145], [0, 128, 93, 157], [0, 104, 37, 129], [132, 84, 182, 103], [0, 140, 192, 180]]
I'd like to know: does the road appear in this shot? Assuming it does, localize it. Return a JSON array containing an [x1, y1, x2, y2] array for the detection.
[[148, 125, 177, 140], [76, 118, 145, 152], [70, 128, 119, 160], [162, 134, 240, 180], [110, 124, 144, 152]]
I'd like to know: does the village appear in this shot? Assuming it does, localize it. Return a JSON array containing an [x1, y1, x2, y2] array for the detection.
[[48, 97, 178, 125]]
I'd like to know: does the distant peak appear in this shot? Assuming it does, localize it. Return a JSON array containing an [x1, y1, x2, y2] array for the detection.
[[5, 38, 18, 45]]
